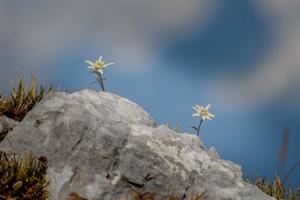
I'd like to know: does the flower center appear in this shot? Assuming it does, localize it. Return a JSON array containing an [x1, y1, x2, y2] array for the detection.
[[94, 60, 105, 70], [200, 109, 209, 116]]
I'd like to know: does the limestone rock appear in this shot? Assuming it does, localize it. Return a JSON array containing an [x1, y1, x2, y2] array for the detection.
[[0, 89, 273, 200], [0, 116, 19, 141]]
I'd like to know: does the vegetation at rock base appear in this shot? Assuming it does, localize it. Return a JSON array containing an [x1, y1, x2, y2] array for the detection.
[[249, 175, 300, 200], [0, 151, 49, 200], [0, 73, 51, 121], [68, 190, 207, 200], [250, 128, 300, 200], [68, 176, 300, 200]]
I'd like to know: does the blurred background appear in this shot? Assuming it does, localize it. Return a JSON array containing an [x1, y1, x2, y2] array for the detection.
[[0, 0, 299, 188]]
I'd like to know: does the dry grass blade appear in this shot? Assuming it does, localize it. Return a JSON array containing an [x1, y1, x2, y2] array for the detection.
[[273, 175, 284, 199], [278, 128, 289, 172], [0, 74, 51, 121]]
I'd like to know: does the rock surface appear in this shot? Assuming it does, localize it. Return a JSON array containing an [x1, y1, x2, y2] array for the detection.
[[0, 89, 273, 200], [0, 116, 19, 141]]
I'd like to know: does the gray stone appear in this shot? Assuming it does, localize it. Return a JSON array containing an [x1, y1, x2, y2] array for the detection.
[[0, 89, 273, 200], [0, 116, 19, 141]]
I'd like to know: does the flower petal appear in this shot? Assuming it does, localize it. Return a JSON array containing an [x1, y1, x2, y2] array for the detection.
[[196, 105, 203, 110], [85, 60, 94, 66], [103, 62, 114, 68], [98, 56, 103, 62], [209, 113, 215, 119]]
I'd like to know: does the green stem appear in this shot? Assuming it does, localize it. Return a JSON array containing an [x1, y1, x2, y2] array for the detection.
[[96, 73, 105, 91], [197, 119, 203, 136], [282, 160, 300, 184]]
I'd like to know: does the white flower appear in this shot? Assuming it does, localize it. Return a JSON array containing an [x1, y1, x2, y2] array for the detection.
[[192, 104, 215, 121], [85, 56, 114, 74]]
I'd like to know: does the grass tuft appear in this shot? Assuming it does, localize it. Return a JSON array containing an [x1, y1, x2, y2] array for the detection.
[[0, 151, 49, 200], [0, 73, 51, 121], [252, 174, 300, 200]]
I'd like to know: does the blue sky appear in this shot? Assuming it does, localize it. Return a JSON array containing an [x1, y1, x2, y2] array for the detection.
[[0, 0, 300, 188]]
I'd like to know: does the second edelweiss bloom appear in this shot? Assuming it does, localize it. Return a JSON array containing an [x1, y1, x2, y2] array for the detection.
[[192, 104, 215, 120], [85, 56, 114, 74]]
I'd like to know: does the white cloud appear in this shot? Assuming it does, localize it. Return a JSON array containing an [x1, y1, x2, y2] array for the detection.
[[0, 0, 215, 73], [253, 0, 300, 19], [4, 0, 299, 110], [209, 1, 300, 110]]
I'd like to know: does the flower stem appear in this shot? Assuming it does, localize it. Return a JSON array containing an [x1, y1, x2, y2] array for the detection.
[[96, 73, 105, 91], [197, 119, 203, 136], [282, 160, 300, 184]]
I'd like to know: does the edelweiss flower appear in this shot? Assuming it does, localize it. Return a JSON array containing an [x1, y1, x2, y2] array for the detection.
[[85, 56, 114, 74], [192, 104, 215, 121]]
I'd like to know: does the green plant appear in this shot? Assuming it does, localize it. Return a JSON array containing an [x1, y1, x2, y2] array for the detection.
[[0, 74, 51, 121], [0, 151, 49, 200]]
